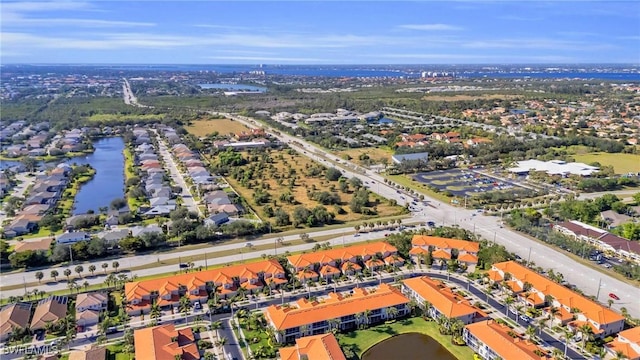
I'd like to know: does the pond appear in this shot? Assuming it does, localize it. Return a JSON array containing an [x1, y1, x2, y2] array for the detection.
[[361, 333, 457, 360], [71, 137, 125, 215]]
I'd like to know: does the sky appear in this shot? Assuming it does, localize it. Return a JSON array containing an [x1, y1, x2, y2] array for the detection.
[[1, 1, 639, 65]]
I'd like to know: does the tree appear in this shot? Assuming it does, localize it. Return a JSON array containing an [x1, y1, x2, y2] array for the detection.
[[63, 269, 72, 281], [110, 198, 127, 210], [88, 265, 96, 277], [325, 167, 342, 181], [112, 261, 120, 273], [50, 270, 59, 282], [101, 262, 109, 274], [74, 265, 84, 278], [150, 302, 161, 322], [35, 271, 44, 283]]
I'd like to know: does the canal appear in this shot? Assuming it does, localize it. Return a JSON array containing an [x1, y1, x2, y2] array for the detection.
[[361, 333, 457, 360], [72, 137, 125, 215]]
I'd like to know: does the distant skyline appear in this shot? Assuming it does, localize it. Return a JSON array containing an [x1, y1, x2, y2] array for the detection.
[[1, 1, 639, 65]]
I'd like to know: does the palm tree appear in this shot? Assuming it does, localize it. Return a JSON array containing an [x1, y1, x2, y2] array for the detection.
[[548, 306, 560, 327], [561, 330, 574, 358], [63, 269, 72, 282], [526, 325, 537, 340], [83, 281, 90, 291], [150, 302, 162, 323], [386, 306, 399, 320], [578, 323, 592, 351], [504, 296, 515, 316], [179, 294, 192, 323], [50, 270, 59, 282], [514, 305, 523, 322], [363, 309, 372, 328], [614, 350, 629, 360], [112, 261, 120, 273], [88, 265, 96, 277], [75, 265, 84, 278], [449, 318, 464, 338], [299, 324, 309, 336], [35, 271, 43, 283], [101, 262, 109, 274], [355, 312, 365, 329], [423, 300, 433, 319]]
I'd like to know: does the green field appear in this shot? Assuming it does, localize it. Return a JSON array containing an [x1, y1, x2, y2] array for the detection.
[[572, 153, 640, 174]]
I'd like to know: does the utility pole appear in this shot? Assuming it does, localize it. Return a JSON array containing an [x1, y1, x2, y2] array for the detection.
[[204, 252, 208, 269], [527, 247, 532, 264], [595, 278, 603, 300]]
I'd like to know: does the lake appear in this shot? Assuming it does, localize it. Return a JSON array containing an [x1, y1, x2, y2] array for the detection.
[[198, 83, 266, 92], [361, 333, 457, 360], [71, 137, 125, 215]]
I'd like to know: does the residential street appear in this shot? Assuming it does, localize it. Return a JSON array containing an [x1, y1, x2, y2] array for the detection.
[[153, 129, 202, 217]]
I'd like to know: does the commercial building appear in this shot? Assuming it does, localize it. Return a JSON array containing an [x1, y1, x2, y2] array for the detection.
[[402, 276, 487, 325], [410, 235, 480, 270], [124, 259, 286, 315], [391, 152, 429, 164], [463, 320, 549, 360], [134, 324, 199, 360], [488, 261, 625, 337], [279, 334, 346, 360], [508, 159, 599, 177], [265, 284, 410, 343]]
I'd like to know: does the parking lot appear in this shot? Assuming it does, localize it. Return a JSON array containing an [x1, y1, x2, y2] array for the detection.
[[413, 169, 525, 197]]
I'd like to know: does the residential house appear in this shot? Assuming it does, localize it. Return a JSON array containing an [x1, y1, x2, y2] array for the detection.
[[410, 235, 480, 270], [13, 238, 53, 253], [463, 320, 550, 360], [0, 303, 32, 342], [56, 231, 90, 244], [130, 224, 163, 238], [204, 213, 229, 227], [488, 261, 625, 337], [75, 292, 107, 326], [600, 210, 632, 229], [287, 241, 398, 273], [605, 327, 640, 360], [134, 324, 199, 360], [402, 276, 487, 325], [265, 284, 410, 343], [555, 220, 640, 263], [68, 347, 107, 360], [124, 259, 286, 315], [279, 334, 346, 360], [31, 296, 68, 331]]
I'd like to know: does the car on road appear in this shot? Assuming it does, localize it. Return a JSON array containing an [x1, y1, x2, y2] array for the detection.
[[603, 263, 612, 269], [179, 263, 189, 269], [354, 233, 360, 237], [427, 221, 435, 227], [519, 315, 532, 323], [609, 293, 620, 300]]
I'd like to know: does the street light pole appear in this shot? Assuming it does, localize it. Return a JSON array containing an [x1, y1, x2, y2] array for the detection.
[[595, 278, 603, 300], [527, 247, 532, 264]]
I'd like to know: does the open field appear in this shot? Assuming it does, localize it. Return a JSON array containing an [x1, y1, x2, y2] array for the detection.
[[337, 317, 473, 360], [421, 94, 520, 102], [336, 147, 392, 166], [185, 118, 250, 137], [217, 149, 404, 227], [572, 152, 640, 174]]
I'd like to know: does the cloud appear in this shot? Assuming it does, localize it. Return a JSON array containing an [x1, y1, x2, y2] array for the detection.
[[462, 38, 615, 51], [398, 24, 463, 31], [1, 1, 92, 12]]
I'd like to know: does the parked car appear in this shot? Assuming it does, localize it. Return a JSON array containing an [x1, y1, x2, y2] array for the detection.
[[520, 315, 532, 323]]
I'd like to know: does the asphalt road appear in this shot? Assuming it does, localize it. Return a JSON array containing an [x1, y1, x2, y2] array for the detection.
[[153, 129, 202, 217]]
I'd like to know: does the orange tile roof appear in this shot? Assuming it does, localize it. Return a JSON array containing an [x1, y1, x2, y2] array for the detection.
[[341, 261, 361, 272], [605, 340, 640, 360], [409, 247, 428, 255], [265, 284, 409, 330], [619, 327, 640, 345], [411, 235, 479, 253], [570, 320, 604, 335], [319, 265, 341, 277], [297, 269, 318, 281], [287, 241, 397, 269], [134, 324, 199, 360], [432, 249, 452, 260], [125, 259, 284, 302], [465, 320, 547, 360], [458, 253, 478, 264], [403, 276, 486, 319], [279, 334, 346, 360], [487, 270, 503, 282], [365, 258, 385, 269], [492, 261, 624, 326]]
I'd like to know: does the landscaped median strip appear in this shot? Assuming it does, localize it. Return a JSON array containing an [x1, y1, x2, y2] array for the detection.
[[0, 234, 385, 297]]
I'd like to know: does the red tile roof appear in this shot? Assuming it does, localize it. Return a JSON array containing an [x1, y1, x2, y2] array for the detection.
[[279, 334, 346, 360]]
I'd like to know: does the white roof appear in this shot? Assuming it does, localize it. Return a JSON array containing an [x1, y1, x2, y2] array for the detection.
[[508, 159, 599, 176]]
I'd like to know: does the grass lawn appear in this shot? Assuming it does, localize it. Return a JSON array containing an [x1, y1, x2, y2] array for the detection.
[[336, 317, 474, 360], [106, 343, 133, 360], [386, 174, 454, 204], [185, 118, 251, 137], [572, 152, 640, 174]]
